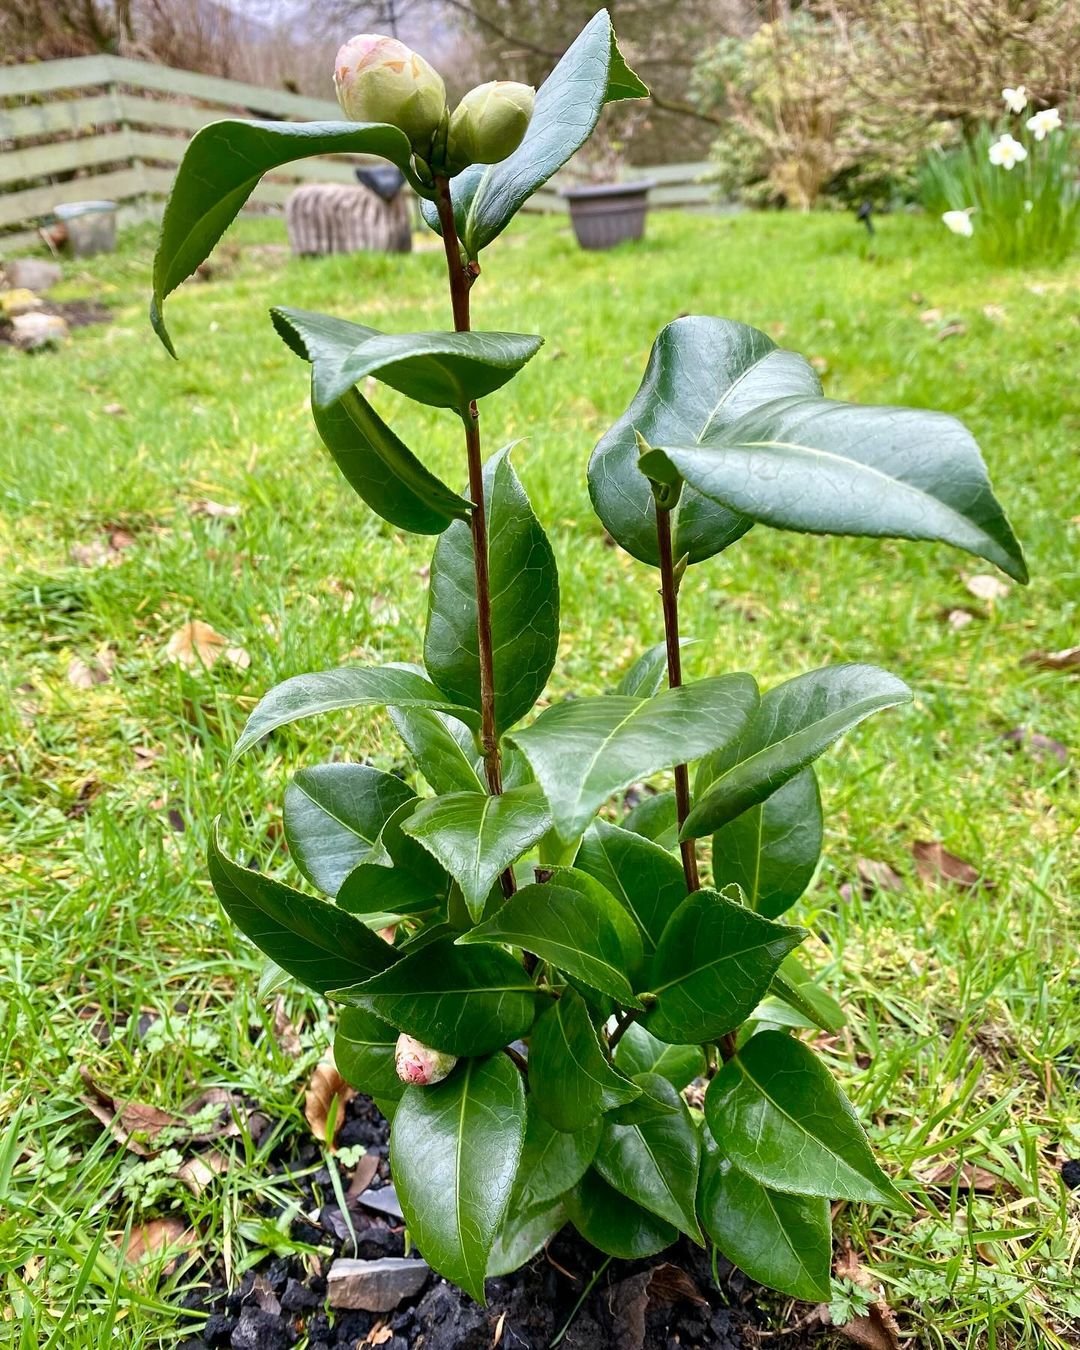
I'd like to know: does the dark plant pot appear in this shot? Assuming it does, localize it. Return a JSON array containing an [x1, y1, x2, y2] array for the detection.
[[562, 180, 655, 250]]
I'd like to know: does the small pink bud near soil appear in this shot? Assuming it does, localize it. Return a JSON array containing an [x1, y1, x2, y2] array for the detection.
[[334, 34, 446, 154], [394, 1033, 457, 1086]]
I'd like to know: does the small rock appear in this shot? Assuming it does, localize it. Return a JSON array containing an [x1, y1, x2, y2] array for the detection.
[[229, 1306, 293, 1350], [326, 1257, 430, 1312], [355, 1183, 404, 1220], [3, 258, 62, 291], [11, 311, 69, 350], [1062, 1159, 1080, 1190], [202, 1313, 236, 1347], [280, 1277, 320, 1312], [0, 288, 42, 316]]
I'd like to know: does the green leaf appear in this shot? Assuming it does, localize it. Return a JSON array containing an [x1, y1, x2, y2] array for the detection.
[[460, 880, 643, 1007], [388, 707, 485, 795], [207, 830, 397, 994], [337, 799, 448, 919], [594, 1072, 702, 1240], [402, 785, 552, 921], [639, 394, 1027, 583], [613, 1022, 705, 1091], [527, 990, 640, 1133], [622, 791, 679, 848], [333, 937, 546, 1057], [233, 665, 479, 759], [614, 639, 694, 697], [424, 11, 648, 258], [283, 764, 415, 898], [565, 1169, 676, 1261], [425, 447, 559, 735], [509, 674, 759, 842], [711, 768, 822, 919], [151, 119, 413, 355], [392, 1053, 525, 1304], [334, 1007, 404, 1105], [488, 1195, 567, 1277], [704, 1031, 909, 1207], [686, 664, 911, 840], [514, 1111, 602, 1207], [588, 316, 820, 567], [603, 1078, 680, 1126], [574, 818, 687, 953], [644, 887, 805, 1045], [309, 378, 471, 534], [272, 307, 542, 412], [769, 954, 845, 1034], [699, 1141, 832, 1303]]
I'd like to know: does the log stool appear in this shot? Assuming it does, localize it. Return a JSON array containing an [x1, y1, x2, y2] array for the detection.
[[286, 178, 412, 256]]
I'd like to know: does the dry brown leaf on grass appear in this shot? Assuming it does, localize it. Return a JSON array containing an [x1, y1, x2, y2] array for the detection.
[[120, 1217, 197, 1271], [943, 607, 976, 630], [305, 1059, 355, 1147], [189, 498, 242, 519], [367, 1326, 393, 1347], [178, 1150, 230, 1197], [912, 840, 984, 890], [165, 620, 249, 671], [836, 1307, 901, 1350], [80, 1070, 252, 1155], [610, 1264, 707, 1350], [964, 573, 1010, 603], [1022, 645, 1080, 673], [346, 1151, 382, 1199], [924, 1159, 1016, 1195], [67, 649, 115, 689], [272, 995, 303, 1058], [1001, 728, 1068, 765]]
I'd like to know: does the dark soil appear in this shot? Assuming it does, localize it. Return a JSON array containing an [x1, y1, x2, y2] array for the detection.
[[174, 1094, 832, 1350]]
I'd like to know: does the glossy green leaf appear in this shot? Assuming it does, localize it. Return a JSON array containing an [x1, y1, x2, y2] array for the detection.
[[402, 785, 552, 921], [334, 937, 546, 1056], [460, 880, 643, 1007], [488, 1195, 567, 1277], [423, 10, 648, 258], [711, 768, 822, 919], [622, 791, 679, 849], [699, 1141, 832, 1303], [425, 447, 559, 735], [639, 394, 1027, 583], [514, 1111, 602, 1207], [603, 1077, 680, 1126], [272, 306, 542, 412], [207, 831, 397, 994], [613, 1022, 705, 1091], [704, 1031, 909, 1207], [233, 665, 479, 759], [388, 706, 484, 795], [565, 1169, 676, 1261], [527, 990, 640, 1133], [392, 1053, 525, 1303], [588, 316, 820, 567], [509, 674, 759, 842], [151, 119, 412, 355], [770, 954, 845, 1034], [336, 798, 448, 919], [334, 1007, 404, 1105], [308, 373, 471, 534], [615, 639, 694, 697], [644, 887, 805, 1045], [574, 818, 687, 953], [685, 664, 911, 840], [594, 1072, 702, 1240], [283, 764, 415, 898]]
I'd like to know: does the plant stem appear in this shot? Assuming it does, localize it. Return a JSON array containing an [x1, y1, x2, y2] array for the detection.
[[433, 175, 512, 897], [655, 504, 701, 893], [607, 1008, 639, 1052]]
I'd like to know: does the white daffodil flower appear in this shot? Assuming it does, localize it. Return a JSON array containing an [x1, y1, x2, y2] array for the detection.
[[942, 209, 975, 237], [1026, 107, 1062, 141], [988, 133, 1028, 170], [1002, 85, 1028, 113]]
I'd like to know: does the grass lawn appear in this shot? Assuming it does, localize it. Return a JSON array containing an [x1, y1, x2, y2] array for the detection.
[[1, 207, 1078, 1349]]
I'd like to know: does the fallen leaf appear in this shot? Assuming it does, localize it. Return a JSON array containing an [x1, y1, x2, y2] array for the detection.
[[982, 304, 1007, 322], [610, 1264, 707, 1350], [347, 1151, 382, 1200], [67, 650, 115, 688], [1022, 646, 1080, 673], [833, 1244, 873, 1287], [190, 498, 242, 518], [165, 620, 249, 671], [180, 1086, 249, 1141], [108, 528, 137, 553], [912, 840, 984, 890], [69, 538, 112, 568], [1001, 728, 1068, 765], [936, 322, 966, 341], [121, 1217, 196, 1269], [103, 402, 126, 415], [80, 1070, 184, 1157], [918, 307, 943, 325], [944, 607, 976, 630], [925, 1159, 1015, 1194], [856, 858, 903, 894], [837, 1307, 901, 1350], [369, 1326, 394, 1346], [644, 1263, 707, 1305], [178, 1150, 230, 1197], [273, 995, 303, 1058], [964, 574, 1010, 603], [305, 1059, 355, 1147]]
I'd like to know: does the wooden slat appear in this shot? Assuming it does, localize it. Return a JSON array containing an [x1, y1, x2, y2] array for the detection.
[[0, 131, 136, 187], [0, 166, 150, 229], [0, 56, 116, 98], [103, 56, 340, 120], [0, 93, 122, 142]]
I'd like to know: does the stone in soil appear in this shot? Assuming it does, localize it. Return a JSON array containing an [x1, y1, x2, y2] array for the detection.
[[2, 259, 62, 291], [229, 1305, 295, 1350], [327, 1256, 430, 1311]]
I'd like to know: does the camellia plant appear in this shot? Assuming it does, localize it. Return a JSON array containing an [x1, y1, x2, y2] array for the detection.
[[150, 9, 1027, 1309]]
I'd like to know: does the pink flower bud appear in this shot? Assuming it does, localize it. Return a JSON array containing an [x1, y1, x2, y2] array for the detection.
[[394, 1033, 457, 1086], [334, 34, 446, 154]]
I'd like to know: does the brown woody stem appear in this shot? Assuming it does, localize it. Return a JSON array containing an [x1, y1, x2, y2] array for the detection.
[[655, 504, 700, 893]]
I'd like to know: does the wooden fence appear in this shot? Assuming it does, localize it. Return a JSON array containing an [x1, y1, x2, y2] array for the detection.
[[0, 55, 717, 251]]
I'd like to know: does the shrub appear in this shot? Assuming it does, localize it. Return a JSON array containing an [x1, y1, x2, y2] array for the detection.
[[151, 7, 1026, 1308]]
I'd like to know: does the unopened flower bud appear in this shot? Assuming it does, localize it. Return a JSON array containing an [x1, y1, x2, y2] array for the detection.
[[446, 81, 535, 171], [394, 1033, 457, 1086], [334, 35, 446, 154]]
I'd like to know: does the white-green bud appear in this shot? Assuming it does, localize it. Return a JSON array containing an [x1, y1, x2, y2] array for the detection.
[[394, 1033, 457, 1086], [334, 34, 447, 155], [446, 81, 535, 172]]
